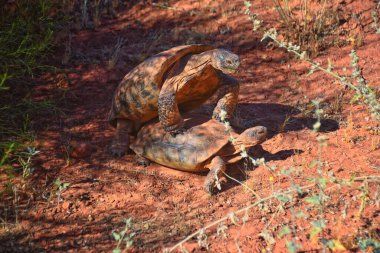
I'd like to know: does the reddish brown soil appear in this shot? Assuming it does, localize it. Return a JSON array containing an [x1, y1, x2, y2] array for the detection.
[[1, 0, 379, 252]]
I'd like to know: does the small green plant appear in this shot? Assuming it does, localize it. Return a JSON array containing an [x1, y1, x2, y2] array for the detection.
[[0, 73, 9, 91], [358, 237, 380, 252], [244, 1, 262, 31], [151, 2, 177, 10], [53, 178, 70, 205], [18, 147, 40, 179], [371, 3, 380, 35], [1, 145, 40, 227], [0, 142, 16, 168], [371, 12, 380, 34], [0, 144, 39, 189], [112, 218, 136, 253]]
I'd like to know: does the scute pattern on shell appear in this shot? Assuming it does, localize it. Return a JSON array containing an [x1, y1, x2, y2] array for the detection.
[[130, 116, 232, 172], [108, 44, 215, 127]]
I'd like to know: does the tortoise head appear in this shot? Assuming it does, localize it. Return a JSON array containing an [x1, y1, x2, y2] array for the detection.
[[211, 49, 240, 73], [234, 126, 267, 149]]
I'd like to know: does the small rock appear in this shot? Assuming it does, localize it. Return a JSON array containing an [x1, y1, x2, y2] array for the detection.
[[62, 201, 72, 210]]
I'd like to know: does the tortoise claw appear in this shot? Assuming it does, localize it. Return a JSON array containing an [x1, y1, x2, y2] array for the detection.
[[204, 182, 215, 195], [135, 156, 151, 167], [110, 148, 126, 157], [169, 127, 186, 137], [204, 167, 225, 195], [212, 113, 222, 122], [212, 113, 231, 123], [204, 178, 222, 195], [109, 143, 128, 157]]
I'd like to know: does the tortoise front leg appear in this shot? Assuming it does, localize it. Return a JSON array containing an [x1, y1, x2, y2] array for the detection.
[[213, 74, 239, 122], [158, 87, 185, 136], [135, 154, 151, 167], [204, 156, 226, 195], [110, 119, 133, 157]]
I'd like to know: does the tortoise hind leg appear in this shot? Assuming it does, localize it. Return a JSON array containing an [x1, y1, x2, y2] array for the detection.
[[212, 74, 239, 121], [204, 156, 226, 195], [110, 119, 133, 157]]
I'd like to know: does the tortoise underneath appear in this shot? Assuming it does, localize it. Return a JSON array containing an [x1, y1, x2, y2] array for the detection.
[[130, 116, 267, 194]]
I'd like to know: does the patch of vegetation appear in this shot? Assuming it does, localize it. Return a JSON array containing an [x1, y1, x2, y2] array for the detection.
[[0, 0, 54, 90], [51, 177, 71, 205], [0, 0, 57, 158], [0, 0, 59, 228], [245, 1, 380, 123], [270, 0, 343, 55], [371, 3, 380, 34], [112, 218, 136, 253], [0, 145, 40, 227], [0, 97, 60, 173], [0, 0, 128, 233]]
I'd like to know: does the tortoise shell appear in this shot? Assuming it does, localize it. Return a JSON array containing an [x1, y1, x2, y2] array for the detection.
[[108, 44, 214, 127], [130, 115, 235, 172]]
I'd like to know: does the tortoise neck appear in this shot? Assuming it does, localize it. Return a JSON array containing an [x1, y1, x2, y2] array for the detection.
[[188, 50, 214, 66], [183, 51, 215, 75], [231, 140, 252, 152]]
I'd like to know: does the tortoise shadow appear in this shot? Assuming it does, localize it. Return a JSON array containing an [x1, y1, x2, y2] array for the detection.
[[218, 146, 304, 193], [194, 102, 339, 136]]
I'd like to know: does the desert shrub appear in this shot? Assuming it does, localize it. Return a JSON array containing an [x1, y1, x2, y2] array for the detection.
[[245, 1, 380, 123], [271, 0, 342, 55]]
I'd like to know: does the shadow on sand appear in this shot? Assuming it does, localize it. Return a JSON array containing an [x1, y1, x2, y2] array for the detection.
[[190, 102, 339, 193]]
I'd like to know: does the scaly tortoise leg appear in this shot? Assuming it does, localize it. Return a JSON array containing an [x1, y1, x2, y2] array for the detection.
[[212, 73, 240, 122], [158, 56, 188, 136], [135, 155, 151, 167], [110, 119, 133, 157], [158, 89, 185, 136], [204, 156, 226, 195]]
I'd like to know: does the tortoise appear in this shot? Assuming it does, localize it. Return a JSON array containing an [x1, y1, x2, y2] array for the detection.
[[108, 44, 240, 157], [130, 116, 267, 194]]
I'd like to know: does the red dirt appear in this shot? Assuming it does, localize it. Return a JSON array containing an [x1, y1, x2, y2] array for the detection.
[[1, 0, 379, 252]]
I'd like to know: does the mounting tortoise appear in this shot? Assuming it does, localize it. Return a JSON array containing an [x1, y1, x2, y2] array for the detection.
[[130, 116, 267, 194], [108, 44, 240, 157]]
